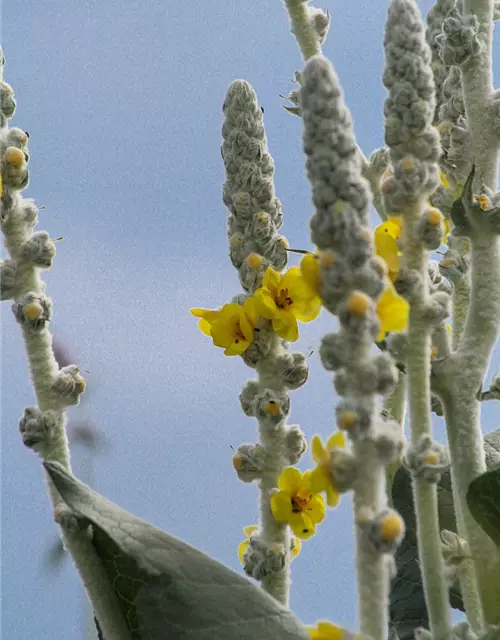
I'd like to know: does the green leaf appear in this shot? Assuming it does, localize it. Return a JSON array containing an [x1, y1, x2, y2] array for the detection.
[[466, 465, 500, 546], [43, 461, 310, 640]]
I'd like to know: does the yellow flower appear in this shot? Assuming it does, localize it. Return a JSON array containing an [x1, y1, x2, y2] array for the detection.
[[237, 524, 301, 564], [270, 467, 326, 539], [190, 297, 259, 356], [299, 252, 321, 292], [307, 621, 344, 640], [376, 278, 409, 341], [254, 266, 321, 342], [309, 432, 346, 507], [374, 216, 403, 280]]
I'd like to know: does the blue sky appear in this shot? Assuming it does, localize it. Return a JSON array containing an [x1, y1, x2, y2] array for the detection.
[[2, 1, 500, 638]]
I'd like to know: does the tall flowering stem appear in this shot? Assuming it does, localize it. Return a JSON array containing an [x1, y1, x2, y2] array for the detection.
[[0, 51, 130, 637], [283, 0, 322, 61], [221, 80, 314, 605], [427, 0, 500, 624], [382, 1, 455, 637], [300, 56, 405, 640]]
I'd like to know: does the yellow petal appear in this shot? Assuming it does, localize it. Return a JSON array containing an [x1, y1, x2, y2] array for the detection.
[[300, 253, 320, 293], [326, 484, 341, 508], [307, 627, 319, 640], [278, 467, 304, 494], [273, 315, 299, 342], [377, 281, 409, 336], [217, 303, 243, 320], [243, 525, 259, 538], [270, 491, 293, 521], [243, 296, 259, 327], [210, 320, 235, 348], [254, 288, 279, 319], [237, 539, 249, 565], [279, 266, 303, 292], [317, 621, 344, 640], [198, 318, 213, 337], [238, 309, 254, 342], [293, 293, 322, 322], [308, 493, 326, 524], [311, 435, 329, 465], [224, 338, 251, 356], [289, 512, 316, 539], [326, 431, 346, 451], [309, 467, 330, 493], [190, 307, 220, 322], [263, 266, 281, 294]]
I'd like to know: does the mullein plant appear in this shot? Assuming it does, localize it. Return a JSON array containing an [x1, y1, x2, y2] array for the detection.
[[3, 0, 500, 638]]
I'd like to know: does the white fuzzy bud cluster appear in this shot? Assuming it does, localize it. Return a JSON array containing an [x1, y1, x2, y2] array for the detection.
[[284, 424, 307, 464], [232, 443, 266, 483], [12, 291, 53, 333], [383, 0, 441, 218], [427, 260, 453, 295], [438, 248, 469, 283], [221, 81, 287, 282], [51, 365, 86, 407], [0, 259, 17, 299], [0, 52, 16, 125], [358, 507, 405, 555], [19, 407, 59, 453], [306, 6, 330, 44], [440, 529, 471, 590], [425, 0, 458, 118], [374, 412, 405, 464], [19, 230, 56, 268], [242, 534, 289, 581], [403, 434, 450, 482], [436, 9, 484, 66]]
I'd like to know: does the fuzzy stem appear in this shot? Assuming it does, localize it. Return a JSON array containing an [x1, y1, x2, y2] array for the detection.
[[404, 199, 453, 639], [451, 277, 469, 350], [441, 387, 500, 624], [441, 0, 500, 623], [353, 439, 389, 640], [1, 71, 130, 634], [256, 342, 291, 606], [383, 374, 407, 508], [283, 0, 322, 60]]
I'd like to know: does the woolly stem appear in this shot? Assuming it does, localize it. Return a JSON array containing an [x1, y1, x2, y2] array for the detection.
[[283, 0, 322, 61], [1, 71, 130, 635], [383, 374, 406, 508], [353, 439, 389, 640], [404, 199, 453, 640], [433, 0, 500, 623], [441, 387, 500, 625], [256, 343, 291, 606], [451, 276, 469, 350]]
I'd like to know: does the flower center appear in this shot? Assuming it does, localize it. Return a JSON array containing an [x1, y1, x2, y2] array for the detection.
[[233, 321, 246, 344], [291, 493, 312, 513], [276, 287, 294, 310]]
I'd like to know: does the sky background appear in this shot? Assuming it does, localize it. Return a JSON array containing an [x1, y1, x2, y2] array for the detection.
[[2, 1, 500, 638]]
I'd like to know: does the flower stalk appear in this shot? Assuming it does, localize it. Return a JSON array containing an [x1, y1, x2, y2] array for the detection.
[[382, 0, 455, 636], [0, 50, 130, 639]]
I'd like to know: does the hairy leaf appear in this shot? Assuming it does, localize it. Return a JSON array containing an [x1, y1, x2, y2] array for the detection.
[[389, 428, 500, 640], [467, 466, 500, 547], [44, 461, 310, 640]]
